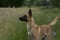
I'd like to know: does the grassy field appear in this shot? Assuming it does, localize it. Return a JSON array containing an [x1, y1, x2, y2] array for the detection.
[[0, 7, 60, 40]]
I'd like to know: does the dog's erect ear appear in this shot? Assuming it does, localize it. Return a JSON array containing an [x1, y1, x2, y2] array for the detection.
[[28, 9, 32, 17]]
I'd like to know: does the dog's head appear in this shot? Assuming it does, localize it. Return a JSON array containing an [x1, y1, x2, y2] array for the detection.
[[19, 9, 32, 22]]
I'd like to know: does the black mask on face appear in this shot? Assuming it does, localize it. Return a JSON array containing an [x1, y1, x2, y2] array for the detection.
[[19, 15, 28, 22]]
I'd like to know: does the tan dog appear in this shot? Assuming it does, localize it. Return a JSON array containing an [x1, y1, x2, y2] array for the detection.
[[19, 9, 60, 40]]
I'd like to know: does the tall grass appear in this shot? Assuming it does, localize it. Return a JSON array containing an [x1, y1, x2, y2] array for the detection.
[[0, 7, 60, 40]]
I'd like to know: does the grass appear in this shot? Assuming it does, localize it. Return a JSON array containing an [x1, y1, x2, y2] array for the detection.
[[0, 7, 60, 40]]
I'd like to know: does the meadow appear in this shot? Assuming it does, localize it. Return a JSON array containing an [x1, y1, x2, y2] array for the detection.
[[0, 7, 60, 40]]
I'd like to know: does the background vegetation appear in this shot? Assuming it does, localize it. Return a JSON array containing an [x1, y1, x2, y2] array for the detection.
[[0, 0, 60, 8]]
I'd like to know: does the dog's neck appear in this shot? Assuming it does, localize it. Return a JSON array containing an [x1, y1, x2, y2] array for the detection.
[[26, 17, 37, 34], [27, 17, 36, 28]]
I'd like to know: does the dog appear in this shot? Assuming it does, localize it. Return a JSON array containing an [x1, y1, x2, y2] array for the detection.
[[19, 9, 60, 40]]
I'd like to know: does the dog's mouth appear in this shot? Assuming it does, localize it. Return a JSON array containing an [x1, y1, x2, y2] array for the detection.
[[19, 15, 28, 22]]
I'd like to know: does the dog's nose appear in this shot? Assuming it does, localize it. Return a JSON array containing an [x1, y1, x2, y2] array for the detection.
[[19, 17, 22, 20]]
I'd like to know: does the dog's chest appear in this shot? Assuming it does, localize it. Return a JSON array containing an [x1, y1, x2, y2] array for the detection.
[[27, 24, 32, 35]]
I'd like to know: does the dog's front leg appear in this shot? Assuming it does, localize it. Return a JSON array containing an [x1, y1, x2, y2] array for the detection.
[[32, 27, 40, 40], [47, 29, 52, 40], [28, 33, 34, 40]]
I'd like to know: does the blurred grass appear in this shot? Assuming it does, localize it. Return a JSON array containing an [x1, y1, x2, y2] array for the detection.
[[0, 7, 60, 40]]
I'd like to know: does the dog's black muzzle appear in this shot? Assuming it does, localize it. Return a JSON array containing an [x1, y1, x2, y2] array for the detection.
[[19, 17, 24, 21], [19, 15, 27, 22]]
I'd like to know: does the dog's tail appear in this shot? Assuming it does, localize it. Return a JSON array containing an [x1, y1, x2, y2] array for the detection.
[[48, 16, 60, 26]]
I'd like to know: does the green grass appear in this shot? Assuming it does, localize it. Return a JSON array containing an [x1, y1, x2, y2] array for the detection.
[[0, 7, 60, 40]]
